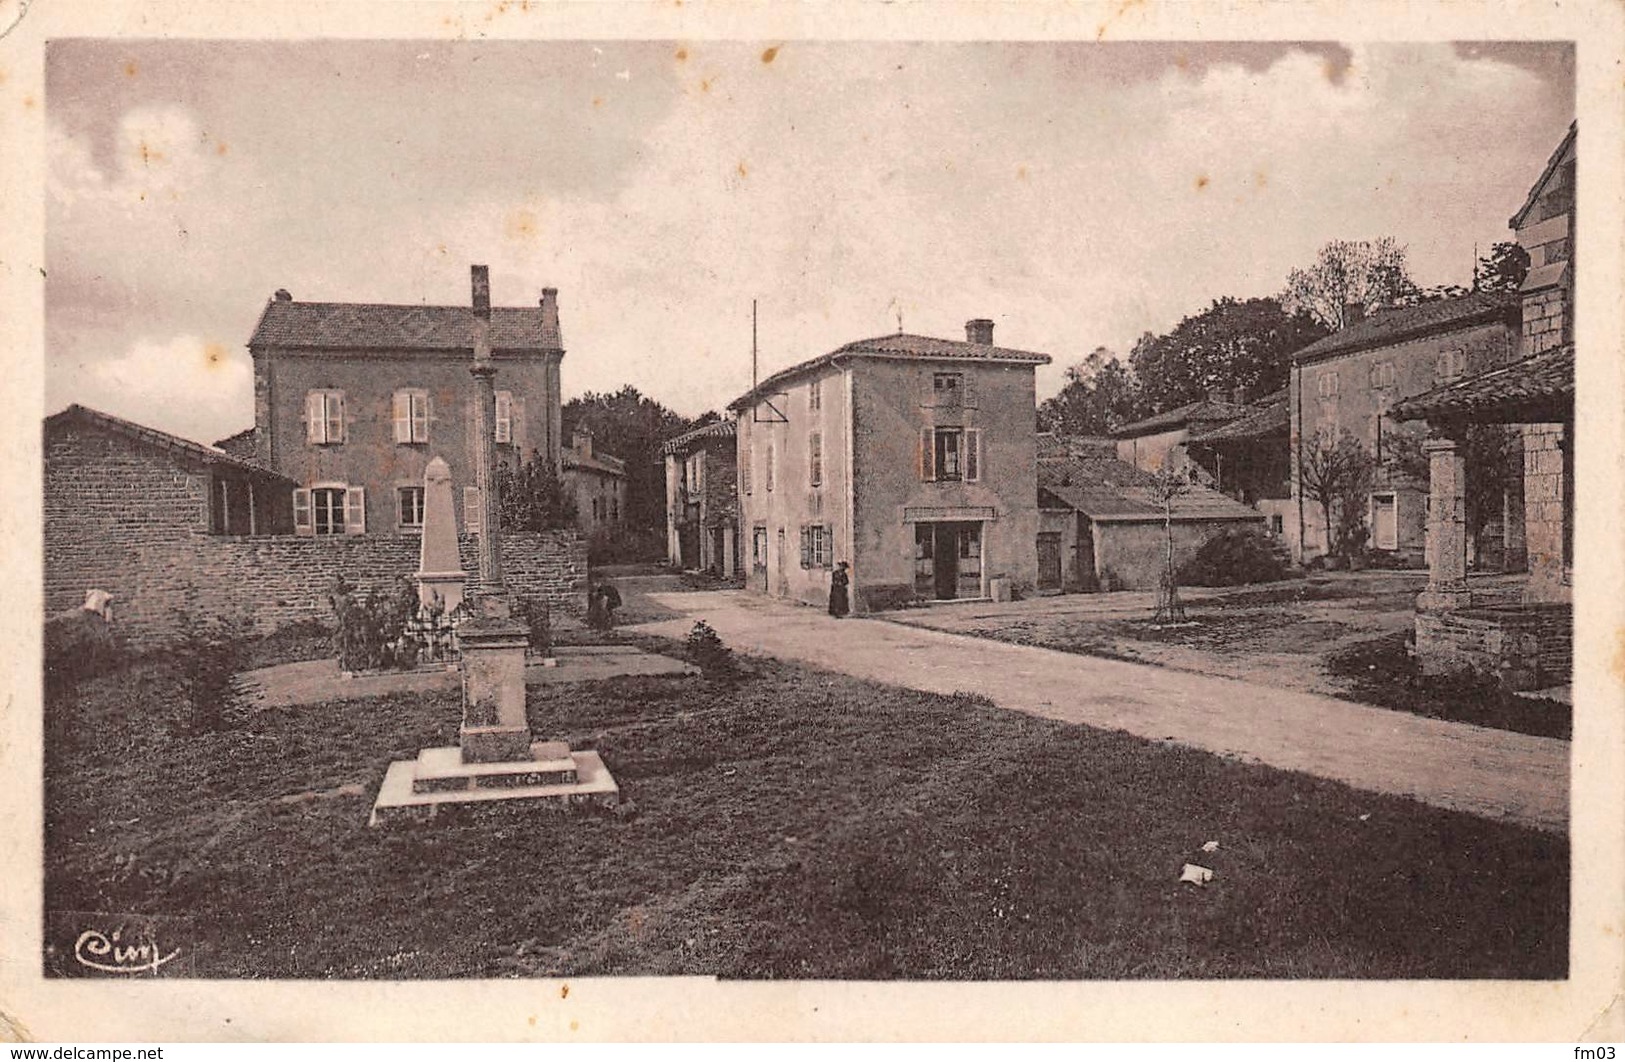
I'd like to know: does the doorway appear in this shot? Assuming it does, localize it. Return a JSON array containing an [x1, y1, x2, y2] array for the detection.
[[750, 526, 768, 592], [1037, 532, 1063, 592], [914, 521, 983, 600], [1371, 493, 1398, 552]]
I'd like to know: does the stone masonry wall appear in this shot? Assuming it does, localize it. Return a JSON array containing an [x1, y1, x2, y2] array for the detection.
[[1522, 422, 1567, 601], [1415, 604, 1571, 690]]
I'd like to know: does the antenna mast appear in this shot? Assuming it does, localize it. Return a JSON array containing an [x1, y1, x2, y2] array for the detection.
[[752, 299, 758, 391]]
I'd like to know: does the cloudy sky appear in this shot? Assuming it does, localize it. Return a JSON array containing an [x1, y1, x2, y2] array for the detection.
[[45, 39, 1573, 445]]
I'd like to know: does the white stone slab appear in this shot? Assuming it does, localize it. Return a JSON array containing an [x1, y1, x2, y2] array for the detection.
[[369, 750, 620, 826]]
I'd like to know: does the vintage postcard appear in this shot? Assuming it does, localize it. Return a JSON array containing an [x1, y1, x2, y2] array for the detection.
[[3, 0, 1622, 1044]]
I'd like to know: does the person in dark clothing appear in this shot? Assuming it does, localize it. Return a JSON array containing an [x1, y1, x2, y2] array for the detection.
[[828, 561, 850, 618], [599, 580, 622, 628]]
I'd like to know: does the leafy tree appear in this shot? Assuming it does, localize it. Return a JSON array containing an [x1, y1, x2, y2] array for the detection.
[[1127, 297, 1328, 414], [1282, 238, 1418, 331], [563, 385, 699, 534], [1474, 240, 1531, 294], [1299, 430, 1376, 561], [1387, 426, 1522, 559], [496, 449, 577, 532], [1037, 347, 1142, 435]]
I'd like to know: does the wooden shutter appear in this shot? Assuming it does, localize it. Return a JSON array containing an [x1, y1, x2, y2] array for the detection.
[[306, 393, 325, 443], [920, 428, 935, 481], [800, 526, 811, 569], [393, 392, 412, 443], [344, 487, 366, 534], [293, 488, 313, 535], [809, 431, 822, 487], [414, 393, 430, 443], [965, 429, 981, 483], [495, 391, 512, 443], [328, 393, 346, 443], [963, 375, 977, 409], [464, 486, 483, 534]]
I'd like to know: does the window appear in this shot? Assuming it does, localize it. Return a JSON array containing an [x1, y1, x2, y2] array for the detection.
[[495, 391, 513, 443], [1316, 372, 1339, 399], [800, 524, 833, 569], [397, 486, 424, 530], [686, 452, 703, 493], [740, 448, 752, 495], [611, 496, 619, 522], [463, 486, 483, 534], [294, 485, 364, 536], [393, 389, 430, 444], [809, 379, 822, 411], [809, 431, 823, 487], [1270, 513, 1285, 535], [1435, 349, 1467, 384], [921, 427, 981, 483], [306, 391, 345, 444], [1369, 361, 1396, 390], [766, 442, 776, 492], [933, 373, 964, 406]]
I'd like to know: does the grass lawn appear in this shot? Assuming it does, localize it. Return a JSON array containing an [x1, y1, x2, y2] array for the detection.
[[44, 636, 1567, 979]]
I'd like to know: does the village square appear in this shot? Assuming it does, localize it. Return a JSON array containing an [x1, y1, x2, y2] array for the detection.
[[36, 40, 1576, 984]]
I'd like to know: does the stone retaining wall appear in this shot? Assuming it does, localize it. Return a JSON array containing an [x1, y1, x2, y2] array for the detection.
[[1415, 602, 1571, 691]]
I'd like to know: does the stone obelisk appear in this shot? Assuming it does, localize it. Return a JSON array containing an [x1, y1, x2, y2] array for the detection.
[[414, 456, 465, 615]]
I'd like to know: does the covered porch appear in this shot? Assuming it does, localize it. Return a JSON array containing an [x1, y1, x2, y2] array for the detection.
[[1391, 346, 1573, 690]]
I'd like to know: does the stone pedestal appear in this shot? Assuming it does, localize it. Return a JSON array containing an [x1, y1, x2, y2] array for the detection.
[[457, 613, 532, 763], [1418, 435, 1472, 613]]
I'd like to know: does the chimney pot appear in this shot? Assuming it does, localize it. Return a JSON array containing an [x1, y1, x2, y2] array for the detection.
[[471, 264, 491, 319], [274, 289, 292, 302], [966, 318, 995, 345]]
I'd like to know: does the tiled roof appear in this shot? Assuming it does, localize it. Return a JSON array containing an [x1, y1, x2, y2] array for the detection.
[[1289, 290, 1518, 365], [1036, 432, 1117, 460], [213, 427, 257, 458], [728, 331, 1053, 411], [249, 299, 562, 352], [563, 449, 626, 477], [1510, 120, 1577, 230], [1109, 397, 1252, 439], [47, 404, 292, 480], [1188, 391, 1289, 444], [1389, 346, 1574, 423], [661, 418, 737, 455], [1038, 454, 1264, 523]]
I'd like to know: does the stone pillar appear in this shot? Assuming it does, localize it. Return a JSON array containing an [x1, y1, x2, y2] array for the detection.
[[415, 457, 466, 614], [1417, 433, 1472, 613], [1522, 422, 1570, 604]]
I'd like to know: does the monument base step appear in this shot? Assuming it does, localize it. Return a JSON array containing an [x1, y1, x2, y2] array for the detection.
[[369, 748, 619, 827]]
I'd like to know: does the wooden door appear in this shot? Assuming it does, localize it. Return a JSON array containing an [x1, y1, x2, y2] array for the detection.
[[1037, 532, 1063, 592]]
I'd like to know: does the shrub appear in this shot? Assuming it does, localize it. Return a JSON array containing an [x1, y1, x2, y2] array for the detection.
[[1178, 529, 1290, 587], [173, 610, 250, 732], [329, 575, 420, 673], [516, 596, 553, 656], [685, 620, 736, 680]]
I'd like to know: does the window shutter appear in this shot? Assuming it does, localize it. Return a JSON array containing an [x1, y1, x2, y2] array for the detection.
[[293, 488, 313, 535], [344, 487, 366, 534], [393, 392, 412, 443], [464, 486, 482, 534], [495, 391, 512, 443], [920, 428, 935, 481], [963, 376, 977, 409], [809, 431, 822, 487], [965, 429, 981, 483], [329, 392, 346, 444], [307, 393, 325, 443], [414, 393, 430, 443], [800, 527, 811, 569]]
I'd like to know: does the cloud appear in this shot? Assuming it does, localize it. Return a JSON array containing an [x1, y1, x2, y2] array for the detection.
[[78, 335, 255, 444]]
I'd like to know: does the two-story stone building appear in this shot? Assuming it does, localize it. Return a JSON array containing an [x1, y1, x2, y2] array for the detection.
[[1287, 290, 1521, 564], [246, 268, 565, 537], [728, 320, 1052, 613], [563, 429, 627, 538], [662, 419, 740, 577]]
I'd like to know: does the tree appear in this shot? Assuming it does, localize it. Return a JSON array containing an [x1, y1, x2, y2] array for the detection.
[[496, 449, 577, 532], [1282, 238, 1418, 331], [1127, 297, 1328, 414], [1474, 240, 1531, 294], [1298, 430, 1376, 562], [1150, 465, 1194, 623], [1037, 347, 1142, 435], [562, 385, 699, 534]]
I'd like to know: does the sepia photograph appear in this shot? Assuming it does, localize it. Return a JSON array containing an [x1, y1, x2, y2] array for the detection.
[[5, 0, 1623, 1044]]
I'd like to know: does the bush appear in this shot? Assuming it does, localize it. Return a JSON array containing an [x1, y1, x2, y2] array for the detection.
[[173, 610, 250, 732], [1178, 529, 1289, 587], [516, 596, 553, 656], [685, 620, 737, 680], [328, 576, 420, 673]]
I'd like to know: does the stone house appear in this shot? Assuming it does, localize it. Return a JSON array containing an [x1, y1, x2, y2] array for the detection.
[[1184, 390, 1297, 557], [1392, 121, 1575, 689], [562, 429, 627, 537], [1110, 396, 1251, 477], [727, 320, 1051, 612], [1287, 290, 1522, 565], [44, 404, 296, 627], [246, 271, 565, 538], [1036, 434, 1265, 592], [661, 419, 740, 577]]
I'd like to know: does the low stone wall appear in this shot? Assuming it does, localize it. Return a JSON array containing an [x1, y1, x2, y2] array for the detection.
[[1415, 602, 1572, 690], [46, 530, 588, 650]]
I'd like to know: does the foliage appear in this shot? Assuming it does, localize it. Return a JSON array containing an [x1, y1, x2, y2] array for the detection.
[[1281, 238, 1418, 331], [496, 450, 577, 532], [172, 609, 250, 732], [1474, 240, 1531, 294], [1298, 431, 1376, 561], [1037, 347, 1143, 435], [684, 619, 737, 680], [1383, 425, 1521, 545], [515, 596, 552, 657], [1127, 297, 1329, 414], [586, 526, 667, 566], [563, 386, 704, 534], [1177, 529, 1290, 587], [328, 575, 420, 673]]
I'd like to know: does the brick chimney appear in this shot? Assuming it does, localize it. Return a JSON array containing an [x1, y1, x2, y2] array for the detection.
[[966, 318, 994, 345], [471, 265, 491, 320], [540, 287, 562, 349], [274, 288, 292, 302]]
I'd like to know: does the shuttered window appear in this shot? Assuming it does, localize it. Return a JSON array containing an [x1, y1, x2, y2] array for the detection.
[[393, 390, 430, 443], [808, 431, 823, 487], [306, 391, 345, 444], [495, 391, 513, 443], [464, 486, 483, 534], [295, 485, 361, 535]]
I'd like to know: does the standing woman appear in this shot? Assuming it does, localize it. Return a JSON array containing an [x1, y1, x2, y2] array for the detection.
[[828, 561, 851, 619]]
